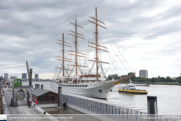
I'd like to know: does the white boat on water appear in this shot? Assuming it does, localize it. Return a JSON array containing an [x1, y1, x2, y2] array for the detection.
[[50, 7, 135, 99]]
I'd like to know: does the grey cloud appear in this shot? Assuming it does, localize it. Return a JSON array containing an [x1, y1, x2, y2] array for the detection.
[[0, 0, 181, 78]]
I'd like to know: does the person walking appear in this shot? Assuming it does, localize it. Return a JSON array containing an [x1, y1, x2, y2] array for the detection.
[[36, 100, 38, 105], [29, 101, 31, 108]]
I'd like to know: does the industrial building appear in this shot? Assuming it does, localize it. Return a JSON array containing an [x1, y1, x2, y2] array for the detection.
[[139, 70, 148, 78], [22, 73, 27, 81]]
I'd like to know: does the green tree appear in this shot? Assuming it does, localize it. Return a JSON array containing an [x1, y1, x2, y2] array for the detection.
[[160, 77, 165, 82], [128, 72, 136, 81], [151, 78, 155, 83], [154, 78, 159, 82], [147, 78, 151, 83], [166, 76, 172, 83], [157, 76, 160, 82], [121, 75, 127, 78], [176, 76, 181, 82], [108, 75, 112, 80], [113, 74, 119, 79], [108, 74, 121, 80], [135, 77, 141, 80]]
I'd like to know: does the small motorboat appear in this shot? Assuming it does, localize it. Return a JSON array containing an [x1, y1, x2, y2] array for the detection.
[[118, 80, 147, 94]]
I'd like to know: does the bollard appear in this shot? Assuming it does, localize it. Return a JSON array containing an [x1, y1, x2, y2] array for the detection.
[[37, 84, 40, 89], [147, 96, 158, 114], [58, 87, 62, 107], [147, 96, 158, 121], [35, 84, 37, 89], [41, 85, 43, 89]]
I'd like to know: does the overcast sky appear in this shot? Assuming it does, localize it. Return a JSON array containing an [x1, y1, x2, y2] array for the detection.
[[0, 0, 181, 79]]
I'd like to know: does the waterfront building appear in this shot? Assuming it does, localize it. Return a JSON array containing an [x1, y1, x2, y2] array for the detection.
[[22, 73, 27, 81], [35, 74, 39, 81], [10, 76, 17, 81], [4, 73, 8, 81], [32, 78, 36, 81], [0, 76, 3, 84], [139, 70, 148, 78]]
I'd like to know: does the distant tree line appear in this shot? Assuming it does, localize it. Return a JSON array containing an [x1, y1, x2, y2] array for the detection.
[[134, 76, 181, 83], [108, 74, 120, 80], [107, 73, 181, 83], [108, 72, 135, 80], [176, 76, 181, 83]]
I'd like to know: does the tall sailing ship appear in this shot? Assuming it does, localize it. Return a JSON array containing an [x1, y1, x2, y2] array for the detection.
[[50, 7, 135, 99]]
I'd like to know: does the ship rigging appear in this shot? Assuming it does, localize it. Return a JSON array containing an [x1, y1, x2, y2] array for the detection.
[[51, 7, 135, 99]]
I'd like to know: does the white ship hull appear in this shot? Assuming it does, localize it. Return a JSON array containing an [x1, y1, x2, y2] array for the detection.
[[50, 81, 115, 99]]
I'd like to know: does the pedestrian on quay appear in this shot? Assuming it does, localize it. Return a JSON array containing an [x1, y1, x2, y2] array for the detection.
[[36, 100, 38, 105], [29, 101, 31, 108]]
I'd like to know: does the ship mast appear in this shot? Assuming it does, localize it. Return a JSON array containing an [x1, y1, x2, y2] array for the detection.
[[68, 14, 86, 76], [75, 17, 78, 75], [96, 8, 98, 82], [88, 7, 109, 81], [62, 33, 65, 76], [55, 33, 71, 78]]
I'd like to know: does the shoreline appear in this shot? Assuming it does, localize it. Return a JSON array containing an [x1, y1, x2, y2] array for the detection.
[[150, 83, 181, 86], [121, 82, 181, 86]]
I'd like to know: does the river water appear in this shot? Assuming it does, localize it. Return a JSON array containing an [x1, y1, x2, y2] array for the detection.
[[108, 84, 181, 115], [25, 81, 181, 115]]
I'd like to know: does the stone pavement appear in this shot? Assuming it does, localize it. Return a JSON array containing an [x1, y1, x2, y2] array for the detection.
[[2, 89, 51, 121], [3, 90, 40, 114]]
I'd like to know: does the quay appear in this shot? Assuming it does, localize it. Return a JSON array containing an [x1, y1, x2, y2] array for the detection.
[[1, 83, 159, 121], [1, 87, 57, 121], [0, 61, 161, 121], [3, 89, 39, 114], [1, 84, 148, 121], [2, 84, 179, 121]]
